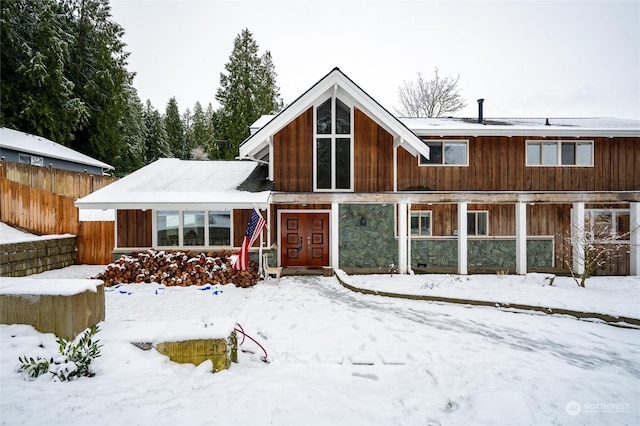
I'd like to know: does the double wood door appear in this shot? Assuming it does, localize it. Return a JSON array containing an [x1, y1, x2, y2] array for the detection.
[[281, 213, 329, 267]]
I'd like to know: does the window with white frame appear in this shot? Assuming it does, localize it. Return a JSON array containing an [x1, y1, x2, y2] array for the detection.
[[18, 153, 44, 166], [526, 140, 593, 166], [585, 209, 630, 241], [410, 211, 432, 236], [419, 140, 468, 166], [156, 210, 232, 247], [467, 211, 488, 236], [314, 97, 353, 191]]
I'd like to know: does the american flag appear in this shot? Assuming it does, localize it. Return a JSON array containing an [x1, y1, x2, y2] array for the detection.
[[234, 209, 266, 270]]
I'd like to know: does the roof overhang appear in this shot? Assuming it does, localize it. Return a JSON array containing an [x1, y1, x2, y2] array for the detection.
[[75, 159, 271, 211], [239, 67, 429, 160]]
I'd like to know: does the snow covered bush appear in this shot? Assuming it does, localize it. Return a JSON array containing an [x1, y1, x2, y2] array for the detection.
[[17, 326, 102, 382]]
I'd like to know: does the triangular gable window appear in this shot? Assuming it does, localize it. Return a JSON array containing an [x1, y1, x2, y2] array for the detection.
[[314, 97, 353, 191]]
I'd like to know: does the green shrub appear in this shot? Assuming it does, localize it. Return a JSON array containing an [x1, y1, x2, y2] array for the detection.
[[18, 326, 102, 382]]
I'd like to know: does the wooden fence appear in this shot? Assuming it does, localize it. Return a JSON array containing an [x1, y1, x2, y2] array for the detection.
[[0, 178, 114, 264], [0, 159, 117, 198]]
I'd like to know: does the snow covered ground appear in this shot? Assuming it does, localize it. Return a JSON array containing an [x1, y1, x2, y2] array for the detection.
[[1, 264, 639, 425]]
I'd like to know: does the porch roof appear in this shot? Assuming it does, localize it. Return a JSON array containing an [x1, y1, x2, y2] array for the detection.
[[75, 158, 271, 210]]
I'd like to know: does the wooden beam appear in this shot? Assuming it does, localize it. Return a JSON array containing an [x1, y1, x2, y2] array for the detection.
[[270, 191, 640, 205]]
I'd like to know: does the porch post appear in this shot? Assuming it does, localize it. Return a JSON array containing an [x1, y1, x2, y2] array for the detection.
[[398, 202, 408, 274], [571, 202, 585, 275], [515, 202, 527, 275], [458, 202, 468, 275], [331, 202, 340, 270], [630, 202, 639, 276], [407, 203, 412, 274]]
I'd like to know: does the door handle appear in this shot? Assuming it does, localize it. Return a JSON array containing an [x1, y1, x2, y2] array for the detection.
[[307, 236, 311, 248], [297, 237, 303, 252]]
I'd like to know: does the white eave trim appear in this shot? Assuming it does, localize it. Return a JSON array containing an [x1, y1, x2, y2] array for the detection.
[[411, 128, 640, 138], [75, 200, 271, 211]]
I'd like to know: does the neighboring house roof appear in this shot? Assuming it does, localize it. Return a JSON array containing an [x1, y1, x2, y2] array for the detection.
[[400, 117, 640, 137], [0, 127, 114, 171], [75, 158, 272, 210], [239, 67, 430, 161]]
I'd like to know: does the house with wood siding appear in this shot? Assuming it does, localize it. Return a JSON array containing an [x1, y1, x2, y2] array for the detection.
[[76, 68, 640, 276]]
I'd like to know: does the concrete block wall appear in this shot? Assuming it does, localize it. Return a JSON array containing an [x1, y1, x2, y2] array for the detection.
[[0, 236, 76, 277]]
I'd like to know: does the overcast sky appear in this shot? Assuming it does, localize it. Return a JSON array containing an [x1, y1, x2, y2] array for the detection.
[[110, 0, 640, 120]]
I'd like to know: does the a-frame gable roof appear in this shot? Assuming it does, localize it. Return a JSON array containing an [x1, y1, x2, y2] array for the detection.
[[239, 67, 429, 161]]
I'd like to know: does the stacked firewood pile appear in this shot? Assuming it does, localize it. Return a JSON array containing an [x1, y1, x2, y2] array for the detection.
[[95, 250, 260, 288]]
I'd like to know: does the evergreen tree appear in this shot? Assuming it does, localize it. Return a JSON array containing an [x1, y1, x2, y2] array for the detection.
[[66, 0, 133, 162], [164, 97, 185, 158], [0, 0, 134, 173], [1, 0, 88, 144], [142, 100, 170, 164], [181, 107, 195, 160], [113, 85, 145, 176], [215, 28, 283, 159], [190, 102, 212, 160]]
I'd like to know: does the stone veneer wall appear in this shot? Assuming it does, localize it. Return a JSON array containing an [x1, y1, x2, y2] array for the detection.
[[411, 238, 554, 269], [0, 236, 76, 277], [339, 204, 397, 268]]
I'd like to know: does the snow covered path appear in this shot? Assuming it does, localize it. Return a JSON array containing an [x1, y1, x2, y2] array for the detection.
[[2, 274, 639, 425]]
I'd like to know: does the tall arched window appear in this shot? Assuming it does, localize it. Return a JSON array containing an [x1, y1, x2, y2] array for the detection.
[[314, 97, 353, 191]]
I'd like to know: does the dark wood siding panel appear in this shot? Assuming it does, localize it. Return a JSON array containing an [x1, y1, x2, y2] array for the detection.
[[274, 108, 313, 192], [233, 209, 268, 247], [116, 209, 152, 248], [353, 108, 394, 192], [398, 136, 639, 192]]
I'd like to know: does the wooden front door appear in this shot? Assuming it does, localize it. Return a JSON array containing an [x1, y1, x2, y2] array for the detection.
[[281, 213, 329, 267]]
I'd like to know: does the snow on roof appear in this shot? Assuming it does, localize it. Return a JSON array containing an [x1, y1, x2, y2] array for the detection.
[[75, 158, 271, 210], [0, 127, 114, 170], [399, 117, 640, 137], [250, 115, 275, 134]]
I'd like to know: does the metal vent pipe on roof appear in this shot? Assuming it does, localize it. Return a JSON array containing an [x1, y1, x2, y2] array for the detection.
[[477, 98, 485, 124]]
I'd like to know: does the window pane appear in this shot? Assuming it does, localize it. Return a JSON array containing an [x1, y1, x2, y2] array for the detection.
[[593, 212, 613, 239], [317, 99, 332, 134], [561, 142, 575, 165], [476, 212, 487, 235], [425, 142, 442, 164], [31, 156, 44, 166], [18, 154, 31, 165], [444, 142, 466, 165], [616, 213, 630, 240], [576, 142, 592, 165], [183, 211, 205, 246], [316, 138, 332, 189], [157, 211, 179, 246], [410, 214, 419, 235], [420, 214, 431, 236], [467, 212, 477, 235], [527, 143, 541, 165], [335, 138, 351, 189], [336, 99, 350, 134], [209, 211, 231, 245], [542, 142, 557, 165]]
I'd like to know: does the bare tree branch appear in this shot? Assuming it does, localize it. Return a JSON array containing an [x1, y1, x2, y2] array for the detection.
[[395, 68, 467, 117]]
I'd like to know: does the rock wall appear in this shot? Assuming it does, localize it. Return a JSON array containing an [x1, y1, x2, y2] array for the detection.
[[339, 204, 397, 268], [411, 238, 554, 269], [0, 236, 76, 277]]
